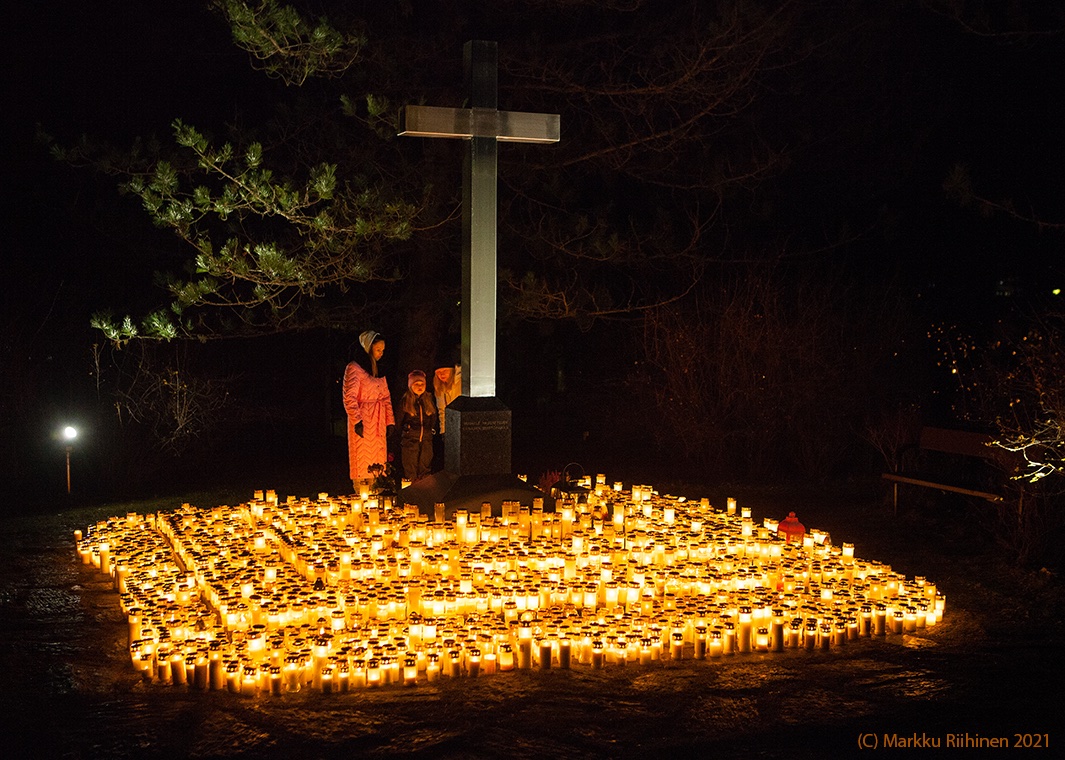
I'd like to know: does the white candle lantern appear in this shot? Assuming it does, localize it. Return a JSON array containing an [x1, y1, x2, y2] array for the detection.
[[75, 481, 942, 696]]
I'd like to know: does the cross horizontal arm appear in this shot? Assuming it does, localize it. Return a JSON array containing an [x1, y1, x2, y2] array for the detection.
[[399, 105, 560, 144]]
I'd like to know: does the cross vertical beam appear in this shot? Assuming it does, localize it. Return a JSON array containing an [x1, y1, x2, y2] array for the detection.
[[396, 42, 560, 510], [464, 40, 498, 397], [399, 40, 560, 399]]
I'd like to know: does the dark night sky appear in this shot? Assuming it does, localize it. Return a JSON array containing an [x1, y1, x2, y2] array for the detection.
[[2, 1, 1063, 491], [5, 2, 255, 320], [2, 2, 269, 492], [5, 2, 1060, 320]]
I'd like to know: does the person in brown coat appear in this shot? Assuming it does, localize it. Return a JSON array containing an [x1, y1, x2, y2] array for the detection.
[[398, 370, 437, 482]]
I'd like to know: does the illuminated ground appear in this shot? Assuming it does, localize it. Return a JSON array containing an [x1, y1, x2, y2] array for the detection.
[[1, 483, 1060, 758]]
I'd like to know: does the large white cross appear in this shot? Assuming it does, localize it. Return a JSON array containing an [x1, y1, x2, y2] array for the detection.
[[399, 40, 560, 397]]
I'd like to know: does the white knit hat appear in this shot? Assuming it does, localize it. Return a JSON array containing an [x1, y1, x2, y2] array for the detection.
[[359, 330, 381, 354]]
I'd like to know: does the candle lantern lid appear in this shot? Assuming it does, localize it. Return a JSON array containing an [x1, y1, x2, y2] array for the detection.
[[551, 469, 589, 503], [778, 512, 806, 543]]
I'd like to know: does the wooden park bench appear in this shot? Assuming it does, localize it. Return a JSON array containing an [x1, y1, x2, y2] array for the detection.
[[881, 426, 1017, 515]]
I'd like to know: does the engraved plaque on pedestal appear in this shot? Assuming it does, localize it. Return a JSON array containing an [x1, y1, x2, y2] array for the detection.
[[445, 396, 511, 476]]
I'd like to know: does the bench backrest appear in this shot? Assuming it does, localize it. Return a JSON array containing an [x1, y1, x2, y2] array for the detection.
[[918, 427, 995, 459], [918, 426, 1024, 471]]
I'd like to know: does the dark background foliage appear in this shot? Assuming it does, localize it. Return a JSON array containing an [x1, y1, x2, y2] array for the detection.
[[3, 2, 1063, 568]]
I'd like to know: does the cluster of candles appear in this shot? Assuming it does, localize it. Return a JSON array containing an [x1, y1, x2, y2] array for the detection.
[[73, 477, 943, 695]]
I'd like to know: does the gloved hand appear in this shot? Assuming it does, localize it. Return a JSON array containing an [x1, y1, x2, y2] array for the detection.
[[354, 421, 364, 438]]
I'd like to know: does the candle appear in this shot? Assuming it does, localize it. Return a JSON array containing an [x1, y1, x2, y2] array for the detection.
[[74, 480, 942, 697], [859, 605, 872, 637], [284, 656, 301, 692], [367, 658, 382, 687], [890, 609, 904, 635], [426, 653, 441, 681], [99, 543, 111, 577], [819, 623, 832, 650], [226, 661, 241, 693], [127, 609, 142, 644], [755, 627, 770, 653], [770, 612, 785, 652], [209, 648, 225, 691], [170, 653, 187, 686], [708, 629, 723, 658], [723, 622, 736, 655], [670, 631, 683, 661], [903, 607, 917, 634], [830, 620, 845, 647], [737, 607, 752, 654], [404, 656, 419, 685], [804, 620, 817, 651], [240, 664, 258, 696], [498, 644, 514, 672], [352, 661, 367, 689], [517, 623, 533, 669], [874, 606, 887, 636], [538, 640, 552, 670], [194, 654, 209, 690], [155, 649, 172, 685], [784, 619, 799, 649], [320, 666, 334, 694]]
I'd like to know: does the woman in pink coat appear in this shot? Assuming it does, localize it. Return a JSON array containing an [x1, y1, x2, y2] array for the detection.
[[343, 330, 395, 487]]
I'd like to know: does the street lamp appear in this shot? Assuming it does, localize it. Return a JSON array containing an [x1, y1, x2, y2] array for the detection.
[[63, 426, 77, 493]]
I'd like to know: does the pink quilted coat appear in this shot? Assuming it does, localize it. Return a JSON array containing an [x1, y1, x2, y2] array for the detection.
[[342, 361, 394, 482]]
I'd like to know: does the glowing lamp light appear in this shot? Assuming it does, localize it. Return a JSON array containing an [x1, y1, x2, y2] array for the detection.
[[62, 425, 78, 494]]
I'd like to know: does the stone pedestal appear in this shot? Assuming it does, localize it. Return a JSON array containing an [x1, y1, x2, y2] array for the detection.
[[399, 396, 549, 516], [445, 396, 511, 475]]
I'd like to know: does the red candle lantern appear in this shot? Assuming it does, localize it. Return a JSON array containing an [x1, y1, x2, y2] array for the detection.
[[778, 512, 806, 543]]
